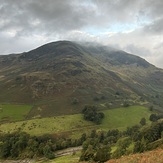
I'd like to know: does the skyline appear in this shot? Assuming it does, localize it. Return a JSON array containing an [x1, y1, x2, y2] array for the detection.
[[0, 0, 163, 68]]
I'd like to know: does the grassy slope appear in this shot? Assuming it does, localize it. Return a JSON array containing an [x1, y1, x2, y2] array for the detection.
[[0, 104, 32, 122], [50, 152, 81, 163], [107, 148, 163, 163], [0, 114, 94, 136], [100, 106, 152, 131], [0, 106, 152, 137], [40, 147, 163, 163]]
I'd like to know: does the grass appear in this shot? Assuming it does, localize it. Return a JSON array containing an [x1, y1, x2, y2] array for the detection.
[[0, 104, 32, 122], [0, 106, 152, 138], [51, 152, 81, 163], [0, 114, 94, 136], [35, 152, 81, 163], [0, 105, 154, 163], [100, 105, 152, 131]]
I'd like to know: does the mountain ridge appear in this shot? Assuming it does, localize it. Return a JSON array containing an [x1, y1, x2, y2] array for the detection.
[[0, 40, 163, 117]]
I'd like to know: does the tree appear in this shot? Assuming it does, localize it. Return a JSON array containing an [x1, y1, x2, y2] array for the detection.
[[94, 145, 111, 163], [90, 130, 96, 138], [123, 101, 130, 107], [72, 98, 79, 105], [140, 117, 146, 126], [126, 125, 140, 137], [117, 137, 131, 149], [82, 105, 104, 124], [80, 145, 95, 161], [133, 138, 147, 153], [143, 122, 162, 143], [79, 133, 87, 144], [149, 114, 158, 122], [0, 141, 11, 158], [43, 144, 55, 159], [112, 137, 131, 158], [149, 105, 154, 111]]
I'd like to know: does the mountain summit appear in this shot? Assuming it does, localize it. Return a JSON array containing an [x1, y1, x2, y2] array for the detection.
[[0, 41, 163, 117]]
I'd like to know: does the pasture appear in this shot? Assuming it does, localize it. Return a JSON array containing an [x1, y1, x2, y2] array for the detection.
[[0, 104, 32, 122], [100, 105, 152, 131], [0, 106, 152, 138]]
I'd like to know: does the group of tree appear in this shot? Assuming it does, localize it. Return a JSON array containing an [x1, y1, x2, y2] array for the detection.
[[1, 111, 163, 162], [80, 120, 163, 162], [80, 129, 120, 162], [0, 131, 86, 159], [82, 105, 104, 124], [149, 113, 163, 122]]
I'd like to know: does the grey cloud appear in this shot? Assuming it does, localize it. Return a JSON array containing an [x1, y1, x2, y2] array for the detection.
[[0, 0, 163, 68], [1, 0, 163, 36], [154, 42, 163, 49], [144, 0, 163, 18], [124, 44, 152, 57], [155, 56, 163, 68], [95, 0, 140, 20], [143, 17, 163, 34], [0, 0, 96, 36]]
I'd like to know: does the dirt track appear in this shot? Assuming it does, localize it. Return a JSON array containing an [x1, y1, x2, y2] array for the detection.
[[55, 146, 82, 157]]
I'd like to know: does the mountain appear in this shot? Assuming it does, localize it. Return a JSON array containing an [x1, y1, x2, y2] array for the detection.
[[0, 40, 163, 118]]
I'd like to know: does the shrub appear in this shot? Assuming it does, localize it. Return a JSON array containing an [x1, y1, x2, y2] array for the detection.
[[140, 117, 146, 126], [72, 98, 79, 105]]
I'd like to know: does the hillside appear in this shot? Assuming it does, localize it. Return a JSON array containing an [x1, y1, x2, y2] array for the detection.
[[0, 41, 163, 118], [107, 147, 163, 163]]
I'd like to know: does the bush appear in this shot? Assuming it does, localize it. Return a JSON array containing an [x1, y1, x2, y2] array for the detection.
[[140, 118, 146, 126], [93, 97, 100, 101], [72, 98, 79, 105], [94, 146, 111, 162], [149, 105, 154, 111], [123, 101, 130, 107]]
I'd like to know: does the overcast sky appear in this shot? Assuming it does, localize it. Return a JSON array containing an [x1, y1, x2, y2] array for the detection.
[[0, 0, 163, 68]]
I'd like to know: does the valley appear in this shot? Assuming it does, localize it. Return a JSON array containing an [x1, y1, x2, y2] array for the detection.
[[0, 105, 155, 162], [1, 41, 163, 162]]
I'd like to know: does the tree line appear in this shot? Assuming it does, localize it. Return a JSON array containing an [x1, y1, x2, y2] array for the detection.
[[1, 111, 163, 162], [79, 118, 163, 162], [0, 131, 85, 159]]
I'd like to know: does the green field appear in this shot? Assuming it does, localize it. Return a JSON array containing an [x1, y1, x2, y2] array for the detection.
[[100, 105, 152, 131], [0, 114, 94, 136], [0, 104, 32, 122], [0, 106, 152, 137], [51, 152, 81, 163], [35, 152, 81, 163]]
